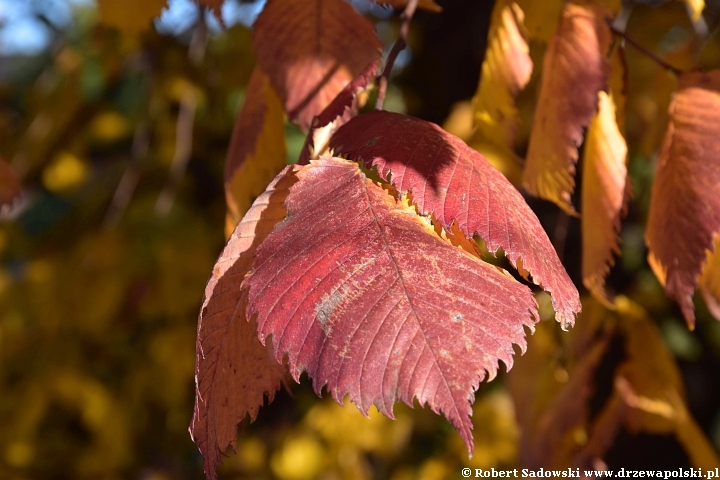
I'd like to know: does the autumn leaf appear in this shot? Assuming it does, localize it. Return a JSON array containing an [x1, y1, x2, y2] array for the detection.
[[224, 67, 288, 237], [96, 0, 167, 34], [699, 236, 720, 321], [330, 111, 581, 328], [190, 166, 298, 480], [522, 2, 612, 214], [645, 70, 720, 328], [244, 157, 540, 454], [370, 0, 442, 13], [581, 91, 628, 305], [473, 2, 532, 148], [298, 60, 379, 166], [0, 158, 21, 209], [252, 0, 382, 131]]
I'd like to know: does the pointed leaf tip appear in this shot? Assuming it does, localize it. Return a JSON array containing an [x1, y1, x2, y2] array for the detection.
[[245, 158, 540, 453], [646, 70, 720, 328], [330, 110, 581, 329]]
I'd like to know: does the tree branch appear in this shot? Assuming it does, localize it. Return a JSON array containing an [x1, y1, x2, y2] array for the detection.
[[606, 18, 684, 76], [375, 0, 420, 110]]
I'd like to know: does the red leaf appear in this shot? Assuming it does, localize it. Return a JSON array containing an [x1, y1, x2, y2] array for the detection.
[[252, 0, 382, 131], [298, 60, 379, 166], [645, 70, 720, 328], [329, 111, 580, 328], [244, 157, 539, 453], [190, 166, 297, 480]]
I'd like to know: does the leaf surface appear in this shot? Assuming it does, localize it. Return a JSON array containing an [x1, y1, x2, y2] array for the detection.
[[330, 111, 580, 328], [645, 71, 720, 328], [522, 2, 612, 214], [473, 2, 532, 147], [298, 60, 379, 166], [190, 166, 297, 480], [244, 157, 540, 453], [224, 67, 288, 237], [0, 158, 21, 209], [581, 92, 628, 305], [252, 0, 382, 131]]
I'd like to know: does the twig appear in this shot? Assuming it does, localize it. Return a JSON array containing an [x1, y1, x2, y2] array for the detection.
[[375, 0, 420, 109], [155, 11, 208, 216], [605, 18, 684, 76]]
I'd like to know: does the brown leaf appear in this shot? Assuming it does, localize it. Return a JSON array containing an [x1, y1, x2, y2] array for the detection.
[[224, 67, 288, 236], [522, 2, 612, 214], [473, 2, 532, 147], [244, 157, 540, 454], [330, 111, 581, 328], [645, 70, 720, 328], [0, 158, 21, 209], [370, 0, 442, 13], [190, 166, 298, 480], [581, 92, 628, 305], [252, 0, 382, 131]]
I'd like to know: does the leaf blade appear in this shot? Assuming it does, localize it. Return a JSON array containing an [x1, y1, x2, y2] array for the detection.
[[244, 158, 540, 453]]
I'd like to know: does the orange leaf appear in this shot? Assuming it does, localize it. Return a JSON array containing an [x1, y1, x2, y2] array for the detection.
[[224, 67, 287, 237], [190, 166, 298, 480], [523, 2, 612, 214], [645, 71, 720, 328], [245, 157, 540, 454], [699, 235, 720, 321], [581, 92, 628, 305], [252, 0, 382, 131], [0, 158, 21, 209]]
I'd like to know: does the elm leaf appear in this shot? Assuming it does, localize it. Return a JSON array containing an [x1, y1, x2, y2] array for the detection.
[[244, 157, 540, 453]]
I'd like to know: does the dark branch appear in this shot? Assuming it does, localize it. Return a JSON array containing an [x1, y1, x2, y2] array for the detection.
[[375, 0, 421, 109], [606, 18, 684, 76]]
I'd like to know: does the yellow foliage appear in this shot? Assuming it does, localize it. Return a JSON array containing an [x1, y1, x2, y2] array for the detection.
[[96, 0, 168, 34], [42, 152, 89, 192]]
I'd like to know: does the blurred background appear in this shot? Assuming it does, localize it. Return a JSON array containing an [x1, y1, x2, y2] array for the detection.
[[0, 0, 719, 478]]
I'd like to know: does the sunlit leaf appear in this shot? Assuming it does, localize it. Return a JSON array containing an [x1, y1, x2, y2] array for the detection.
[[473, 3, 532, 148], [699, 236, 720, 321], [523, 2, 612, 214], [645, 70, 720, 328], [252, 0, 382, 131], [224, 67, 288, 237], [191, 166, 298, 480], [245, 157, 540, 454], [581, 92, 628, 305], [330, 111, 581, 328]]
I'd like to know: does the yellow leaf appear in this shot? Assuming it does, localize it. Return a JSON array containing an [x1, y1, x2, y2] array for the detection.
[[681, 0, 705, 21], [581, 91, 628, 305], [224, 67, 288, 237], [96, 0, 167, 34], [511, 0, 564, 43], [473, 3, 533, 148], [699, 235, 720, 321]]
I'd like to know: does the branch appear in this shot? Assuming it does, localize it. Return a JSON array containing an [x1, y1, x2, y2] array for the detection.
[[375, 0, 420, 109], [155, 12, 208, 216], [606, 18, 684, 76]]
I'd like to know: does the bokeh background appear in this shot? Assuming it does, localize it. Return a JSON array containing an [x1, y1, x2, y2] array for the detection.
[[1, 0, 719, 478]]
